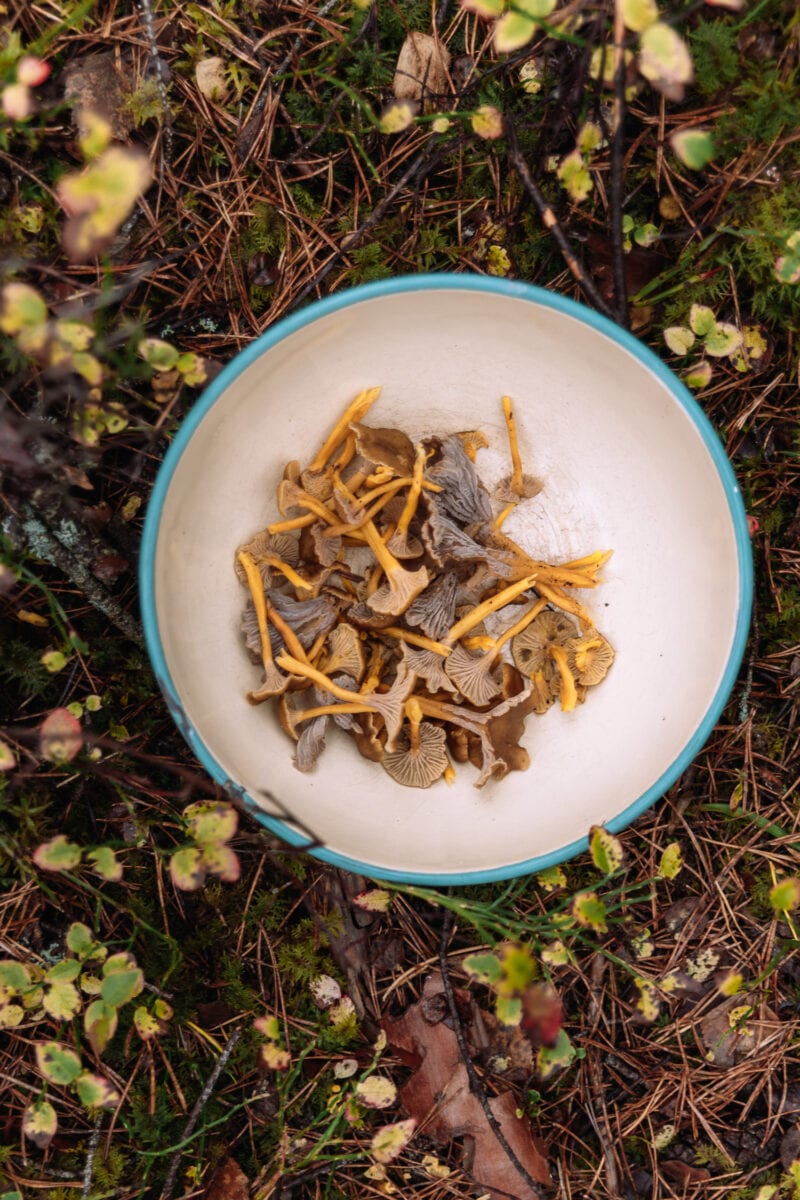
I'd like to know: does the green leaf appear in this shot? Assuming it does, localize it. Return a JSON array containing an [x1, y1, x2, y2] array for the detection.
[[78, 111, 112, 159], [55, 318, 94, 350], [254, 1014, 282, 1040], [576, 121, 603, 154], [39, 707, 83, 763], [46, 958, 81, 983], [100, 967, 144, 1008], [493, 11, 536, 52], [378, 102, 416, 134], [75, 1072, 120, 1109], [495, 994, 522, 1026], [175, 352, 207, 386], [663, 326, 695, 355], [86, 846, 123, 882], [670, 129, 715, 171], [633, 222, 659, 247], [571, 891, 608, 932], [33, 835, 82, 872], [170, 846, 206, 891], [22, 1098, 58, 1148], [356, 1076, 398, 1109], [138, 337, 180, 370], [35, 1041, 82, 1086], [502, 945, 537, 991], [353, 888, 392, 913], [0, 960, 30, 992], [540, 939, 573, 967], [683, 360, 713, 389], [704, 321, 742, 357], [537, 1029, 577, 1080], [658, 842, 683, 879], [556, 149, 592, 202], [43, 980, 81, 1021], [687, 304, 715, 335], [517, 0, 556, 14], [621, 0, 659, 31], [463, 952, 503, 984], [58, 146, 153, 262], [769, 877, 800, 914], [0, 282, 47, 334], [460, 0, 504, 15], [41, 649, 67, 673], [85, 999, 118, 1055], [0, 740, 16, 771], [536, 865, 566, 892], [370, 1117, 416, 1163], [638, 23, 694, 99], [774, 233, 800, 283], [184, 801, 238, 845], [66, 922, 94, 957], [134, 1006, 165, 1040], [471, 105, 504, 139], [589, 825, 624, 875]]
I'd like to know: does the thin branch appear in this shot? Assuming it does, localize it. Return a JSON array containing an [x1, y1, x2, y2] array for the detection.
[[159, 1028, 242, 1200], [438, 909, 549, 1200], [81, 1114, 103, 1200], [505, 117, 617, 322], [610, 4, 629, 327]]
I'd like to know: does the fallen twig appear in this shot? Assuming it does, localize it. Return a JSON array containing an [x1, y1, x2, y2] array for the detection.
[[80, 1114, 103, 1200]]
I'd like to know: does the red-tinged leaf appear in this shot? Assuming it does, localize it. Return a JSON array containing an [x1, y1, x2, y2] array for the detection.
[[203, 1158, 250, 1200], [33, 835, 82, 873], [370, 1117, 416, 1163], [260, 1042, 291, 1070], [356, 1076, 398, 1109], [0, 740, 16, 771], [22, 1098, 57, 1148], [184, 801, 238, 845], [75, 1071, 119, 1109], [309, 975, 342, 1009], [352, 888, 392, 913], [86, 846, 123, 882], [521, 983, 563, 1048], [100, 966, 143, 1008], [201, 841, 240, 883], [84, 999, 117, 1055], [39, 708, 83, 763], [254, 1014, 281, 1039]]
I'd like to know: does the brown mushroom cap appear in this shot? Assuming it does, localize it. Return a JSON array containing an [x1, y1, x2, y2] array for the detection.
[[425, 435, 492, 526], [444, 643, 502, 707], [566, 632, 615, 686], [350, 423, 415, 476], [319, 623, 365, 683], [511, 610, 578, 676], [294, 714, 328, 772], [383, 721, 449, 788], [405, 570, 459, 640]]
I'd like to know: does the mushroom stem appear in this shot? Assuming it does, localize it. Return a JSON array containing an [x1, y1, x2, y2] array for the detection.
[[261, 555, 313, 592], [491, 597, 549, 656], [445, 572, 539, 646], [308, 387, 382, 473], [549, 643, 578, 712], [533, 580, 594, 630], [362, 520, 429, 615], [265, 599, 311, 663], [292, 702, 379, 726], [394, 444, 426, 539], [237, 551, 273, 671], [324, 480, 415, 538], [494, 501, 516, 531], [382, 626, 451, 658], [560, 549, 613, 572], [267, 512, 318, 534], [405, 697, 423, 753], [276, 652, 374, 705], [502, 395, 525, 496]]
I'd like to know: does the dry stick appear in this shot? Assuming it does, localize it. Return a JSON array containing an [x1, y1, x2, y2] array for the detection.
[[610, 4, 630, 328], [136, 0, 173, 168], [505, 119, 617, 322], [159, 1028, 242, 1200], [81, 1115, 103, 1200], [438, 910, 548, 1200]]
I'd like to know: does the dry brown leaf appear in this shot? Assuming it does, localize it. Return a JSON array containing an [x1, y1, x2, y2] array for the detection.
[[383, 971, 550, 1199], [392, 33, 451, 105], [203, 1157, 249, 1200], [62, 53, 134, 141], [661, 1160, 711, 1184], [696, 995, 786, 1069]]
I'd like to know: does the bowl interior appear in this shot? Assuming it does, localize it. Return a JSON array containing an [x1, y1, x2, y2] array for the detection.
[[145, 282, 748, 882]]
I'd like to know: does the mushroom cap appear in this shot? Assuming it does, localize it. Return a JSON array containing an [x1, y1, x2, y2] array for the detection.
[[401, 644, 458, 695], [444, 643, 502, 707], [235, 530, 300, 584], [247, 661, 290, 703], [350, 423, 415, 476], [405, 570, 459, 640], [383, 722, 449, 788], [367, 563, 429, 616], [492, 473, 543, 504], [294, 714, 328, 772], [319, 623, 365, 683], [566, 632, 615, 686], [511, 610, 578, 676], [425, 434, 492, 526]]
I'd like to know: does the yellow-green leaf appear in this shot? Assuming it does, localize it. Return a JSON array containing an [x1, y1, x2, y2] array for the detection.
[[39, 707, 82, 763], [175, 352, 208, 386], [621, 0, 659, 32], [379, 102, 415, 134], [87, 846, 123, 882], [557, 149, 592, 202], [59, 146, 153, 262], [463, 952, 503, 984], [139, 337, 179, 370], [33, 835, 82, 872], [571, 891, 608, 932], [0, 282, 47, 334], [170, 846, 206, 891], [634, 977, 660, 1021], [43, 980, 81, 1020], [536, 865, 566, 892], [85, 999, 117, 1055], [78, 111, 112, 160], [502, 944, 537, 991], [371, 1117, 416, 1163], [683, 360, 713, 389], [254, 1014, 281, 1040], [589, 825, 624, 875], [184, 800, 237, 845], [66, 922, 94, 957], [260, 1041, 291, 1070], [541, 939, 572, 967], [537, 1028, 576, 1080], [100, 966, 143, 1008], [353, 888, 392, 913], [496, 994, 522, 1025], [75, 1071, 119, 1109], [22, 1099, 57, 1148], [0, 741, 16, 771], [0, 1004, 24, 1028], [41, 649, 67, 673], [201, 842, 240, 882], [471, 105, 504, 139], [670, 129, 715, 171], [356, 1076, 398, 1109], [35, 1041, 82, 1085], [0, 961, 30, 992], [493, 11, 536, 52], [658, 842, 683, 879], [638, 23, 693, 99], [663, 325, 695, 355], [704, 321, 742, 357], [460, 0, 504, 15], [769, 877, 800, 914]]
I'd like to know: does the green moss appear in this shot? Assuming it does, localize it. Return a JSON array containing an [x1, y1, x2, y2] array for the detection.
[[689, 20, 740, 98]]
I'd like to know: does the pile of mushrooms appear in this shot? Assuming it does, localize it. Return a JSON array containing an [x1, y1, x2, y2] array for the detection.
[[235, 388, 614, 790]]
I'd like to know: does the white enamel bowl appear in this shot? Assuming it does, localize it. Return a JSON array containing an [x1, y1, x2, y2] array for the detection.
[[140, 276, 752, 884]]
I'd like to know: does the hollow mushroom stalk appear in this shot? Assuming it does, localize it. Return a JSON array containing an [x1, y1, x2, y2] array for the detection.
[[548, 644, 578, 712], [362, 519, 429, 616], [443, 598, 549, 704], [387, 443, 427, 558], [275, 652, 414, 747], [237, 551, 291, 700], [444, 571, 540, 647], [307, 387, 382, 474]]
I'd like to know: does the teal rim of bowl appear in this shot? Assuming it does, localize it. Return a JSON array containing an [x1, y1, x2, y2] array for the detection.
[[140, 273, 754, 885]]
